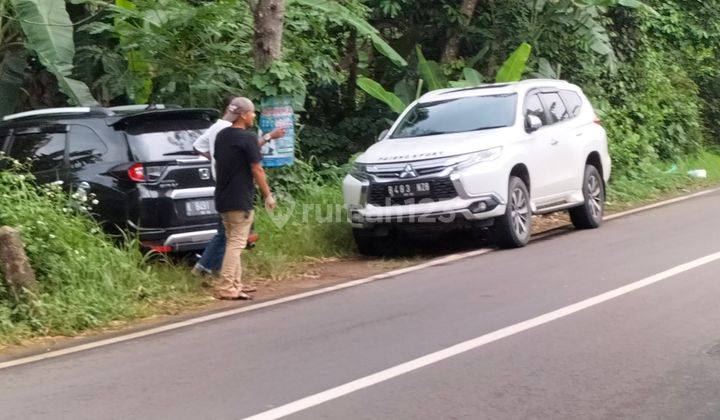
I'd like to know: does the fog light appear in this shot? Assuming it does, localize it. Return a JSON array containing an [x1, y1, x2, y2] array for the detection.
[[350, 211, 364, 222], [470, 201, 488, 213], [469, 198, 499, 213]]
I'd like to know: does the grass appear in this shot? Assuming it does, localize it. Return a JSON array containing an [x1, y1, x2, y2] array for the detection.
[[0, 162, 207, 346], [606, 150, 720, 211], [245, 184, 355, 280]]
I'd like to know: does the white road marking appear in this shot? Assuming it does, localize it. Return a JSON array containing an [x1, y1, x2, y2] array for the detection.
[[0, 187, 718, 370], [243, 251, 720, 420]]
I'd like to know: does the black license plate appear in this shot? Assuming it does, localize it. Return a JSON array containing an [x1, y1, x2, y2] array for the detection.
[[185, 199, 217, 217], [386, 181, 432, 198]]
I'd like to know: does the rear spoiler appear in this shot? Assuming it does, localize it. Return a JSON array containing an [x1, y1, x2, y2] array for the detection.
[[108, 108, 220, 129]]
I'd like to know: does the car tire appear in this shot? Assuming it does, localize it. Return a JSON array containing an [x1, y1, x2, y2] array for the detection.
[[494, 176, 532, 248], [569, 164, 605, 229], [353, 228, 393, 256]]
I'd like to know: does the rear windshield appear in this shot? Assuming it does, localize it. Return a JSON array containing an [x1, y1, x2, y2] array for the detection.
[[124, 119, 212, 162], [391, 94, 517, 139]]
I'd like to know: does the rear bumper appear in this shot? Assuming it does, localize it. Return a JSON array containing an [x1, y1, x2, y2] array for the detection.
[[130, 221, 219, 252]]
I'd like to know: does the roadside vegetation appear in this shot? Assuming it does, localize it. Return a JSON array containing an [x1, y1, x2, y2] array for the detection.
[[0, 159, 205, 344], [2, 0, 720, 343]]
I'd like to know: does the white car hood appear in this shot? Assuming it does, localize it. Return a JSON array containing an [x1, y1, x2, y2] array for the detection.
[[356, 127, 513, 164]]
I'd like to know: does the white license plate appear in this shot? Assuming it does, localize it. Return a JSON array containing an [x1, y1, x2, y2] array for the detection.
[[387, 182, 432, 198], [185, 199, 217, 217]]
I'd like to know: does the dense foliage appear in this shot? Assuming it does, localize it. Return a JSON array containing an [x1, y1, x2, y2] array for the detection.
[[2, 0, 719, 176]]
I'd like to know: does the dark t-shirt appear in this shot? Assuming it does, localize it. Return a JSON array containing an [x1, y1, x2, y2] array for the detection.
[[214, 127, 262, 213]]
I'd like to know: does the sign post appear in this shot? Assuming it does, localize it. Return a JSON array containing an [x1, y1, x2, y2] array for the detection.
[[259, 95, 295, 167]]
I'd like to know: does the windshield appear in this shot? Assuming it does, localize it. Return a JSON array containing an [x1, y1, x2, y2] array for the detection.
[[124, 118, 211, 162], [390, 94, 517, 139]]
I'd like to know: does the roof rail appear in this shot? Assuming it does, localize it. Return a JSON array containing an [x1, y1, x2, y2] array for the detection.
[[1, 107, 112, 122], [108, 104, 178, 113]]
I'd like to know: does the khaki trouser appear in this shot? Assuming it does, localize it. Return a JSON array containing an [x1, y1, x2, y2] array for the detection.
[[216, 210, 254, 295]]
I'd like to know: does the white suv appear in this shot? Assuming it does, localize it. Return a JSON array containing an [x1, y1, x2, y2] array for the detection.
[[343, 79, 611, 255]]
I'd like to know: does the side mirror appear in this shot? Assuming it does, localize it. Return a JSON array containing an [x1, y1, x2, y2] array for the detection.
[[377, 129, 389, 142], [526, 114, 543, 132]]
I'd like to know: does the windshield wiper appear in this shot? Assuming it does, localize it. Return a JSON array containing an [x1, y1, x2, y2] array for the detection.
[[469, 125, 509, 131], [163, 150, 198, 156], [393, 130, 448, 138]]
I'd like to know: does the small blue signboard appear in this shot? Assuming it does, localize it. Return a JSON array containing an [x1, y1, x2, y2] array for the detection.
[[259, 95, 295, 167]]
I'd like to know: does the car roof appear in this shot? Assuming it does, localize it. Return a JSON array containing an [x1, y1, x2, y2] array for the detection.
[[0, 105, 219, 130], [417, 79, 578, 104]]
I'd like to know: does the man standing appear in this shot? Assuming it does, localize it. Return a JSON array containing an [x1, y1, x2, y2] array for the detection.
[[213, 97, 276, 300], [192, 97, 283, 276]]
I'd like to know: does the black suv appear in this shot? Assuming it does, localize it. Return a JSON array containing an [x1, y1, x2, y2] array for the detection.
[[0, 105, 221, 252]]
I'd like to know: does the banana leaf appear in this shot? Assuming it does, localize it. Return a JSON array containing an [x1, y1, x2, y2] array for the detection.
[[11, 0, 98, 105]]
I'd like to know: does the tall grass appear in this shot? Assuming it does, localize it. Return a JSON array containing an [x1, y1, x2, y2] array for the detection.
[[607, 150, 720, 210], [0, 158, 204, 345], [245, 159, 354, 279]]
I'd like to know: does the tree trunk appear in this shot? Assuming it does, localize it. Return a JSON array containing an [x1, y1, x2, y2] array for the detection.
[[251, 0, 286, 71], [441, 0, 480, 64], [342, 29, 359, 112], [0, 226, 37, 300]]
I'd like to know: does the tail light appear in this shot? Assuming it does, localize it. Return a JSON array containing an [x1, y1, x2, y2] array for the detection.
[[127, 163, 146, 182]]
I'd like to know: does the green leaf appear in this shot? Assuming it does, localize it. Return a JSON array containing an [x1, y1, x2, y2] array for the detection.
[[357, 76, 407, 114], [462, 67, 483, 86], [289, 0, 407, 68], [394, 79, 416, 105], [617, 0, 659, 16], [115, 0, 153, 104], [11, 0, 99, 105], [533, 57, 558, 79], [0, 50, 28, 117], [495, 42, 532, 83], [416, 45, 447, 91]]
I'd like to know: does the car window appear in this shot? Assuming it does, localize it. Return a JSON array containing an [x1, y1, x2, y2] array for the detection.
[[390, 94, 517, 139], [539, 92, 569, 124], [9, 131, 66, 172], [68, 125, 108, 169], [560, 90, 583, 118], [524, 93, 548, 127], [123, 118, 212, 162]]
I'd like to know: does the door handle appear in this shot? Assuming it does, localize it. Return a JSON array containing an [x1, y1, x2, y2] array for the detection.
[[550, 139, 559, 146]]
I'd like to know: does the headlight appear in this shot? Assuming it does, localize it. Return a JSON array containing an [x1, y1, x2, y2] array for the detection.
[[454, 147, 503, 170], [350, 163, 370, 181]]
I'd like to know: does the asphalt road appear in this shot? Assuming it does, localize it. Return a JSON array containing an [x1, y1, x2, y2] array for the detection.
[[2, 191, 720, 420]]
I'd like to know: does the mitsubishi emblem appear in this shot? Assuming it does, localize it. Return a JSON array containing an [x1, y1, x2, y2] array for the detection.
[[399, 164, 418, 179]]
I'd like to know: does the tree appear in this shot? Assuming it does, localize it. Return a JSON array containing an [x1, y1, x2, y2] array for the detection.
[[247, 0, 286, 71], [441, 0, 479, 64]]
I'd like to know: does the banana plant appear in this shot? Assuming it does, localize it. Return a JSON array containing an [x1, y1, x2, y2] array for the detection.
[[9, 0, 98, 106], [358, 43, 533, 114], [0, 50, 27, 116]]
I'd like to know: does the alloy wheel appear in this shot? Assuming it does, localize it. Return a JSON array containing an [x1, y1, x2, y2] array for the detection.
[[510, 187, 530, 239], [587, 173, 603, 220]]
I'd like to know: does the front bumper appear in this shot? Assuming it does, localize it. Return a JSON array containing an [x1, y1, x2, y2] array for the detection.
[[344, 175, 507, 229]]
